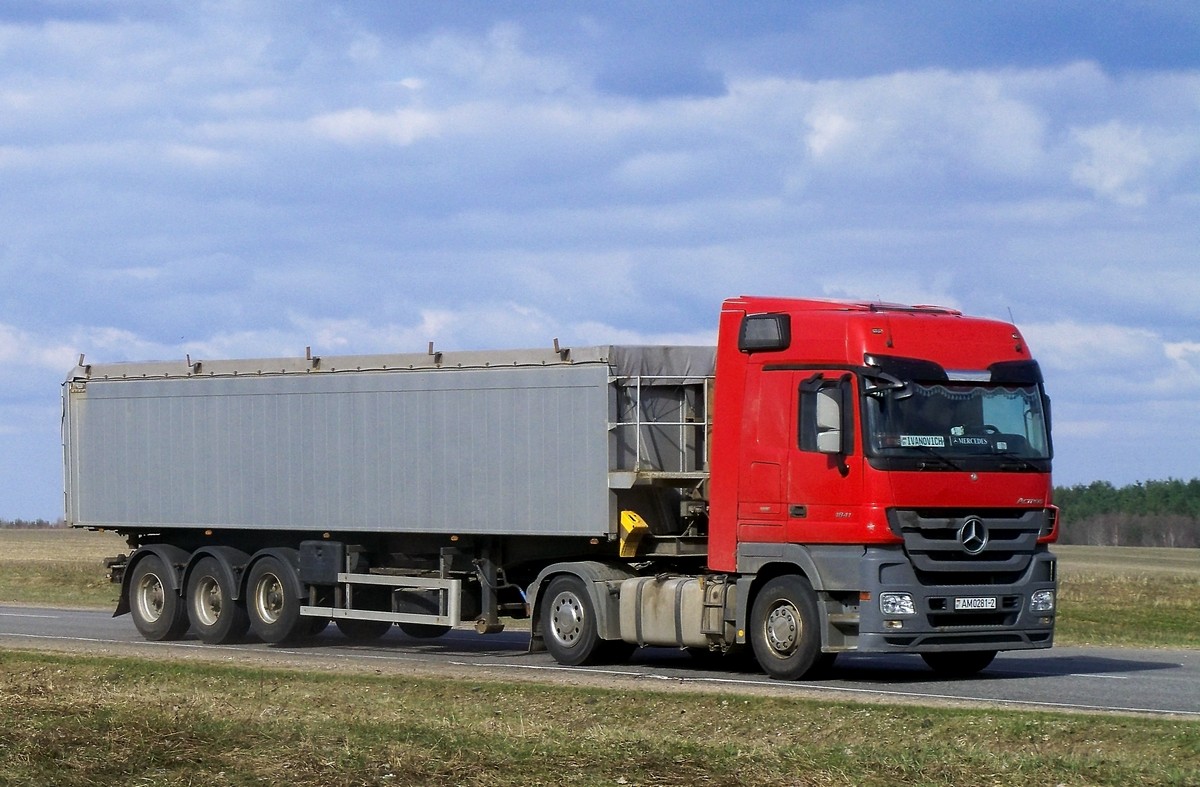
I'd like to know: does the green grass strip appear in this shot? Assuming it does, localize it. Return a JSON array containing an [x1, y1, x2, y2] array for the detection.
[[0, 650, 1196, 787]]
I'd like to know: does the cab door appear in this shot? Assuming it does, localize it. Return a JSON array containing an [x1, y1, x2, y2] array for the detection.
[[735, 368, 865, 546], [785, 371, 865, 544]]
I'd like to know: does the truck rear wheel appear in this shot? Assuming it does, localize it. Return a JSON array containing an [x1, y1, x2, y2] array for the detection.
[[542, 575, 634, 666], [921, 650, 997, 677], [246, 556, 306, 644], [186, 557, 250, 645], [750, 575, 822, 680], [129, 554, 189, 641]]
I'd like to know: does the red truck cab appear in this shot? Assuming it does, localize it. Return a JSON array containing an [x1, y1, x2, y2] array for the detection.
[[709, 296, 1057, 677]]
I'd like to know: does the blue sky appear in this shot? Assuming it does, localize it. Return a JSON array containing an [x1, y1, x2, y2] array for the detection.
[[1, 1, 1198, 518]]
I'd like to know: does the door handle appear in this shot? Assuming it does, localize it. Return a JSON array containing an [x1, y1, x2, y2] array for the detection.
[[789, 505, 807, 518]]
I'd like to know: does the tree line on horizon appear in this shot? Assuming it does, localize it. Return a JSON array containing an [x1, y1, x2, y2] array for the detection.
[[3, 478, 1199, 547], [1053, 478, 1200, 548]]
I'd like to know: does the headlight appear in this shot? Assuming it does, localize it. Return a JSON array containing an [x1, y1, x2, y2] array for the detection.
[[880, 592, 916, 615], [1029, 589, 1056, 612]]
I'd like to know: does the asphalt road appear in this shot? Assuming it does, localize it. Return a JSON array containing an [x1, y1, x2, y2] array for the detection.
[[2, 604, 1197, 718]]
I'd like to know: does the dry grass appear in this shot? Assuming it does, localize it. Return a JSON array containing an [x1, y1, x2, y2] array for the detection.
[[0, 650, 1196, 787], [1056, 545, 1200, 576], [1, 534, 1198, 785], [1055, 545, 1200, 648], [0, 528, 125, 608]]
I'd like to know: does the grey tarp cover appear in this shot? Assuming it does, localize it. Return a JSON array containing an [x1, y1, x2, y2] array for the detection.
[[604, 345, 716, 385]]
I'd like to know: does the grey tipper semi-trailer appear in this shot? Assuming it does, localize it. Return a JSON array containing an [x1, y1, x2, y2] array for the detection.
[[65, 296, 1059, 680], [64, 345, 716, 661]]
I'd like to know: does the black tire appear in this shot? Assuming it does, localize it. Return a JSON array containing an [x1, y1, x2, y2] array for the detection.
[[246, 555, 307, 644], [750, 574, 823, 680], [398, 622, 452, 639], [336, 618, 393, 641], [541, 575, 631, 666], [921, 650, 997, 678], [186, 557, 250, 645], [128, 554, 190, 641]]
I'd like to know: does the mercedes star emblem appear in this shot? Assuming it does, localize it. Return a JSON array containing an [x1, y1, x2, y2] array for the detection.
[[958, 517, 989, 555]]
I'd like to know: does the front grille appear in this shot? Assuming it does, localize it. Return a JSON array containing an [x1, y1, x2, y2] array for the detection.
[[890, 508, 1049, 584]]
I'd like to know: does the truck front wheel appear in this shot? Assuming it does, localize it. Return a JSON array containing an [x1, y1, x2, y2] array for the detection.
[[128, 554, 189, 641], [186, 557, 250, 645], [246, 556, 306, 644], [750, 575, 822, 680]]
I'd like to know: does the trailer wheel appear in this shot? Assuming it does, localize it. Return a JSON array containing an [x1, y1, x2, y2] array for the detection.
[[246, 556, 306, 644], [921, 650, 997, 678], [542, 575, 607, 666], [186, 557, 250, 645], [750, 574, 822, 680], [128, 554, 189, 642], [336, 618, 393, 641]]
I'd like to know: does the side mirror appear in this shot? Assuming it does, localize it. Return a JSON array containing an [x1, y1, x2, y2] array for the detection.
[[800, 374, 853, 459], [814, 388, 843, 454]]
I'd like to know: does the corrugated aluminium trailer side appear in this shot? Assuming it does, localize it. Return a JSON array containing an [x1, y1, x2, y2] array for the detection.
[[63, 345, 715, 538]]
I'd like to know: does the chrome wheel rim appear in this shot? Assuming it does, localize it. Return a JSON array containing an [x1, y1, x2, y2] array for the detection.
[[135, 571, 166, 623], [765, 601, 801, 656], [548, 590, 585, 649], [253, 573, 284, 625], [192, 575, 223, 627]]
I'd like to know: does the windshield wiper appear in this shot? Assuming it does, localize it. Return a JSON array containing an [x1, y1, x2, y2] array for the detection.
[[992, 450, 1043, 472], [910, 445, 964, 471]]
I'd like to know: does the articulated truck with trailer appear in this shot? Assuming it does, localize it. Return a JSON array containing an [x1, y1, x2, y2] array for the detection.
[[63, 296, 1057, 678]]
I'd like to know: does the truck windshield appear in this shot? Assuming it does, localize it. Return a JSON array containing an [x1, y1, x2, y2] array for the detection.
[[864, 382, 1051, 466]]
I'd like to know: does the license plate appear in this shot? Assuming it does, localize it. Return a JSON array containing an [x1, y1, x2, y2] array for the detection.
[[954, 596, 997, 611]]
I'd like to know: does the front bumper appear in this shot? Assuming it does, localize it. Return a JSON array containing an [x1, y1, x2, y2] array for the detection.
[[855, 545, 1057, 653]]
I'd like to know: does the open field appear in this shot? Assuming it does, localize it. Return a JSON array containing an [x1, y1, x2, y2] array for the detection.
[[0, 528, 125, 609], [1, 648, 1196, 787], [2, 531, 1197, 785], [2, 530, 1196, 649], [1055, 545, 1200, 648]]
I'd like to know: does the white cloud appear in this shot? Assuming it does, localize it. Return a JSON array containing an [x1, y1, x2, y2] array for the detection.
[[307, 106, 441, 146], [1165, 341, 1200, 384], [1023, 320, 1200, 404], [413, 23, 576, 95], [797, 70, 1048, 179], [0, 7, 1199, 513], [162, 142, 241, 168], [0, 323, 79, 372], [1022, 320, 1160, 373], [1070, 122, 1154, 205]]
